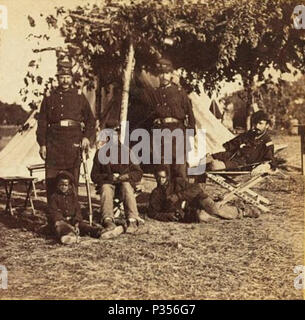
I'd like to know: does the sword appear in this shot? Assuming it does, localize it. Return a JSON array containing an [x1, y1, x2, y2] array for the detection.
[[81, 149, 93, 226]]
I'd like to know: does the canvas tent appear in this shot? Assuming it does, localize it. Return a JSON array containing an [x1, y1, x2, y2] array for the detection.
[[0, 89, 233, 181], [190, 92, 234, 153], [209, 99, 223, 120], [0, 111, 41, 177]]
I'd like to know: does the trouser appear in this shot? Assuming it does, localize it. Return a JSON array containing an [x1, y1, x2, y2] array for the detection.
[[54, 220, 101, 239], [198, 197, 219, 216], [100, 182, 140, 222], [198, 196, 239, 219], [180, 194, 212, 223], [211, 152, 244, 170], [46, 166, 80, 204]]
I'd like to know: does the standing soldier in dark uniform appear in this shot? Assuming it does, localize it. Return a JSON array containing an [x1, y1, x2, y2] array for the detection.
[[36, 57, 95, 202], [140, 58, 196, 182]]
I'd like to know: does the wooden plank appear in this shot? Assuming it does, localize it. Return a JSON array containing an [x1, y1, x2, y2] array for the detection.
[[207, 173, 269, 212]]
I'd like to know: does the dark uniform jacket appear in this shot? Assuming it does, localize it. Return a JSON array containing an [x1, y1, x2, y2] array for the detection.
[[99, 83, 122, 129], [213, 129, 275, 169], [140, 84, 196, 130], [148, 178, 208, 222], [48, 188, 83, 224], [91, 146, 143, 190], [36, 87, 95, 169]]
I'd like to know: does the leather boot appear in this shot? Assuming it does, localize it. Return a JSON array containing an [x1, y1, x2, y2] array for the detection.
[[60, 232, 78, 245], [216, 203, 239, 219], [102, 217, 116, 231], [100, 217, 123, 239]]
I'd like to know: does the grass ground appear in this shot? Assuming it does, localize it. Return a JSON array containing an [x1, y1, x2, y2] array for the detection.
[[0, 134, 304, 300]]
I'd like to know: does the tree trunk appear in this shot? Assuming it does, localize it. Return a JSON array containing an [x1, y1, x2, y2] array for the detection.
[[120, 42, 135, 144]]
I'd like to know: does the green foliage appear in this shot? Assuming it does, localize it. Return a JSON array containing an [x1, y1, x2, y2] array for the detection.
[[225, 75, 305, 129], [266, 76, 305, 126], [285, 77, 305, 124], [22, 0, 305, 106]]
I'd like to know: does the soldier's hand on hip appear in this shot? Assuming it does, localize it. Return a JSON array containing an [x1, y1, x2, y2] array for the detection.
[[39, 145, 46, 160], [81, 137, 90, 153]]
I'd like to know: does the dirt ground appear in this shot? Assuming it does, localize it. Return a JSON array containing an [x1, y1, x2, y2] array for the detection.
[[0, 134, 304, 300]]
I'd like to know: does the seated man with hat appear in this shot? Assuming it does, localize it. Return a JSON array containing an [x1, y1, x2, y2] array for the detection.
[[208, 110, 275, 175]]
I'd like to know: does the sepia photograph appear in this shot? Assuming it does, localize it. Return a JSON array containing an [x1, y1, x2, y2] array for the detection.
[[0, 0, 304, 302]]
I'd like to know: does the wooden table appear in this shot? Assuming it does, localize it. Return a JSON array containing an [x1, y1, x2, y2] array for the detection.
[[0, 176, 37, 215]]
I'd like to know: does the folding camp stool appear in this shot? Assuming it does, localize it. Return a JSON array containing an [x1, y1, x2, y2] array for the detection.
[[206, 171, 270, 213], [0, 176, 37, 215]]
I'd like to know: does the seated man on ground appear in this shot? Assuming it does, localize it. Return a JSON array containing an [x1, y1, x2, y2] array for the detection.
[[148, 165, 239, 222], [208, 110, 275, 175], [91, 123, 145, 239], [48, 171, 102, 245]]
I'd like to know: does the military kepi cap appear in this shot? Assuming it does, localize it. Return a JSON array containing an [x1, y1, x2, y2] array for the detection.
[[57, 56, 73, 76]]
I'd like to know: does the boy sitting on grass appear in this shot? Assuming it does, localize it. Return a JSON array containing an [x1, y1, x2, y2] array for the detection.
[[48, 171, 101, 245]]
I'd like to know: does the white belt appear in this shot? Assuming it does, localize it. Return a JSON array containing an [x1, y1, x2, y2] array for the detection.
[[154, 117, 181, 125]]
